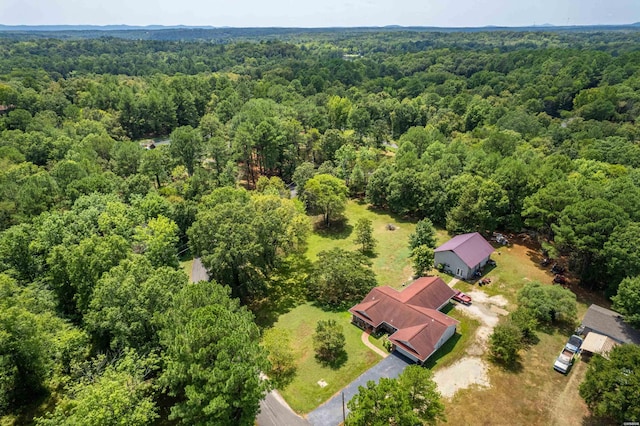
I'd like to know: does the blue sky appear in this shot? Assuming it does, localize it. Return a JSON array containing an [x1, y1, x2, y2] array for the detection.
[[1, 0, 639, 27]]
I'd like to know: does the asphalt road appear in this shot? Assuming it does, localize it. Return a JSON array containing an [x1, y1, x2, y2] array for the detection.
[[257, 391, 309, 426], [306, 352, 412, 426]]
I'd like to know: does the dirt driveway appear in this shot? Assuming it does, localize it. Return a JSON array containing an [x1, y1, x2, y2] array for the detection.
[[433, 290, 508, 398]]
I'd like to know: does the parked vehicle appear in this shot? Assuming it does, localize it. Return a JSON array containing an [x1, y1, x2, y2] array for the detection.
[[553, 274, 567, 285], [554, 334, 583, 374], [566, 335, 583, 353], [554, 348, 576, 374], [479, 277, 491, 286], [452, 290, 472, 305]]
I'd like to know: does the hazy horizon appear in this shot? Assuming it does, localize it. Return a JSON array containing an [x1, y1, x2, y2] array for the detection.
[[1, 0, 639, 28]]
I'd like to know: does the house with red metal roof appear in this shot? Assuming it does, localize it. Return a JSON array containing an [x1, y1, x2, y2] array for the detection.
[[349, 276, 458, 364], [434, 232, 494, 280]]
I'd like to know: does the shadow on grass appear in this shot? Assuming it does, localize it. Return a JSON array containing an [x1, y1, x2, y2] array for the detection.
[[178, 249, 193, 262], [253, 256, 315, 328], [365, 205, 421, 225], [537, 320, 577, 336], [361, 249, 378, 259], [272, 368, 298, 389], [439, 301, 456, 315], [423, 332, 462, 369], [7, 391, 53, 426], [316, 349, 348, 370], [489, 355, 524, 373], [310, 300, 352, 314], [313, 220, 353, 240]]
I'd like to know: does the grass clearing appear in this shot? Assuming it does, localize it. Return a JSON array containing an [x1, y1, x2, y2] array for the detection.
[[443, 329, 589, 425], [275, 303, 381, 414], [306, 200, 418, 286], [180, 258, 194, 281], [367, 333, 389, 354]]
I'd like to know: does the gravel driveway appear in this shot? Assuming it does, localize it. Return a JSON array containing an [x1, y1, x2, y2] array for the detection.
[[432, 290, 508, 398]]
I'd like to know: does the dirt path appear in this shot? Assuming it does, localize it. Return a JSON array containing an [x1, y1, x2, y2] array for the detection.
[[550, 359, 589, 426], [433, 291, 509, 398]]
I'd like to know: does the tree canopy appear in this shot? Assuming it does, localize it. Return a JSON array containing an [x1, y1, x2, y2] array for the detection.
[[2, 27, 640, 424], [579, 344, 640, 422], [310, 248, 377, 308], [159, 281, 270, 425], [346, 365, 445, 425]]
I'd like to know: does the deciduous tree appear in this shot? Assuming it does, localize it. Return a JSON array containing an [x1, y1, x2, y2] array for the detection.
[[579, 344, 640, 422], [347, 365, 445, 426], [36, 352, 158, 426], [261, 328, 296, 387], [354, 217, 376, 253], [303, 174, 348, 227], [409, 218, 437, 251], [313, 319, 346, 366], [412, 245, 434, 277], [311, 248, 377, 308], [489, 322, 521, 365], [611, 276, 640, 328], [517, 282, 577, 324]]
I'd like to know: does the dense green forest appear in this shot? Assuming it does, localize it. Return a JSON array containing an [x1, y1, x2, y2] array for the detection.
[[1, 29, 640, 424]]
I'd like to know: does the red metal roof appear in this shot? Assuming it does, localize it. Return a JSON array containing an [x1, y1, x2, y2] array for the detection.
[[435, 232, 495, 268], [349, 277, 458, 362]]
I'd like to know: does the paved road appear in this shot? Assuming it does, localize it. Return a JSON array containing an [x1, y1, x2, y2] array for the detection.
[[191, 258, 209, 283], [257, 391, 309, 426], [306, 352, 412, 426]]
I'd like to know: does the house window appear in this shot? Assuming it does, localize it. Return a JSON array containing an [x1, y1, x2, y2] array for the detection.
[[456, 268, 463, 276]]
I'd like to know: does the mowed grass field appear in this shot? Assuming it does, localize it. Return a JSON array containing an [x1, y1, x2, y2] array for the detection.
[[275, 304, 381, 414], [275, 202, 480, 415], [306, 200, 418, 287], [276, 202, 604, 423]]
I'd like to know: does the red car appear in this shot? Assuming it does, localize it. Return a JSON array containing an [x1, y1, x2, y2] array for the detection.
[[452, 290, 472, 305]]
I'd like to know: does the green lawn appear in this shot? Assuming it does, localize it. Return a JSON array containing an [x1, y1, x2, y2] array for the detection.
[[367, 332, 390, 354], [306, 200, 419, 287], [424, 303, 480, 370], [275, 303, 381, 414], [180, 258, 194, 281]]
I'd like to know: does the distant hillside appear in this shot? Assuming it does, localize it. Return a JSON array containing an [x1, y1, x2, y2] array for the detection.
[[0, 24, 216, 31], [0, 23, 639, 42]]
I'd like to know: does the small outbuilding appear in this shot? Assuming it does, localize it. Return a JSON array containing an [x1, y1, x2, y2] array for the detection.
[[580, 304, 640, 345], [434, 232, 494, 280], [580, 332, 620, 359]]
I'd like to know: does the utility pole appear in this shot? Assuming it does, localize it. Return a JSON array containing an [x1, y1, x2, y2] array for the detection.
[[342, 391, 346, 423]]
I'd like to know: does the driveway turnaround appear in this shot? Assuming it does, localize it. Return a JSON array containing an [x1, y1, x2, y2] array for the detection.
[[307, 352, 412, 426]]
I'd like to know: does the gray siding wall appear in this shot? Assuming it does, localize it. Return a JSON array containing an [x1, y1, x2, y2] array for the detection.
[[434, 251, 471, 279], [434, 251, 490, 280], [395, 346, 420, 363], [434, 325, 457, 351]]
